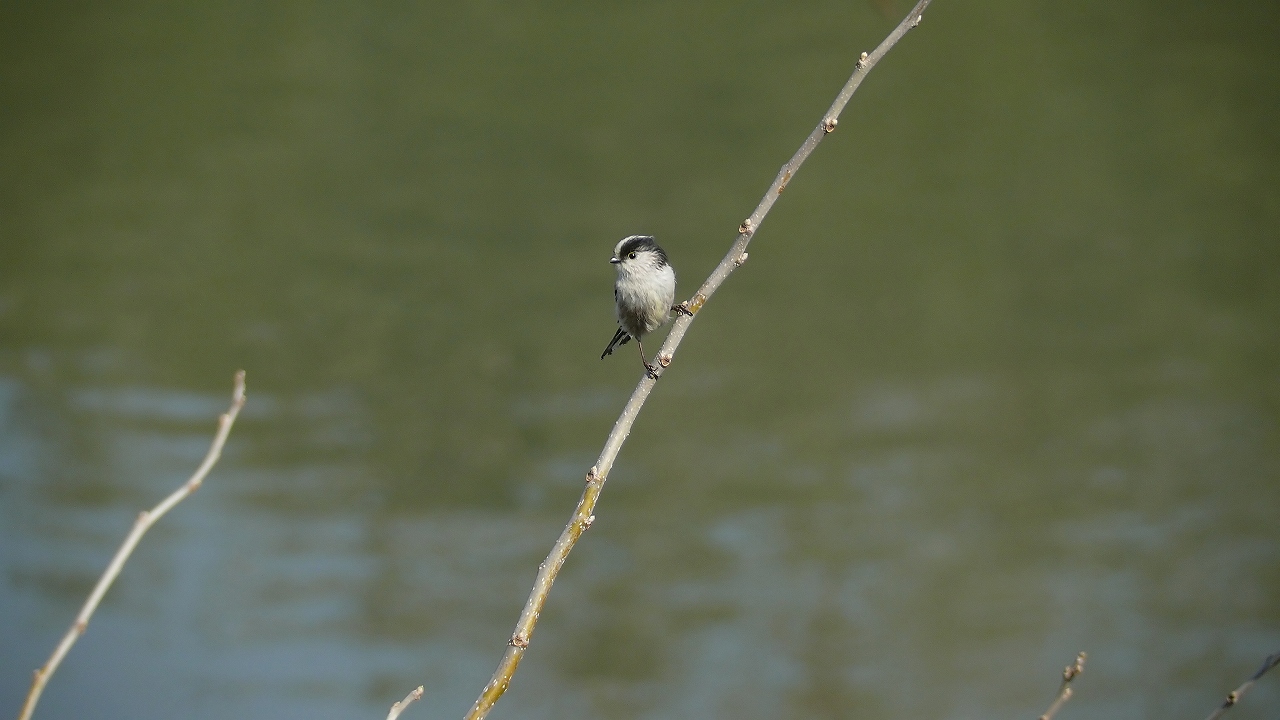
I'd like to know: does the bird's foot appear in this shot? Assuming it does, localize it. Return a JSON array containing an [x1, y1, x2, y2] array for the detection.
[[673, 302, 694, 317], [644, 361, 660, 379]]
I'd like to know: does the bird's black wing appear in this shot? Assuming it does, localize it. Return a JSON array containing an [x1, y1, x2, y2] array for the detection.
[[601, 327, 631, 359]]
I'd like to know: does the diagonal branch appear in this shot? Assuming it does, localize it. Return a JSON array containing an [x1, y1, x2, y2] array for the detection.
[[1039, 652, 1087, 720], [387, 685, 425, 720], [17, 371, 247, 720], [1204, 652, 1280, 720], [459, 4, 934, 719]]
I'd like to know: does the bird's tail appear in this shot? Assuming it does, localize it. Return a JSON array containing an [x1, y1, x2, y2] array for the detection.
[[601, 327, 631, 359]]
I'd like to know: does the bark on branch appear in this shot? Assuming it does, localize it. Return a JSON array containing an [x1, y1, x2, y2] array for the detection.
[[1039, 652, 1086, 720], [458, 5, 935, 719], [1204, 652, 1280, 720], [386, 686, 425, 720], [16, 371, 247, 720]]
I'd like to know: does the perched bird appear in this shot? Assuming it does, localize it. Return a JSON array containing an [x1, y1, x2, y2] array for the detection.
[[601, 235, 688, 377]]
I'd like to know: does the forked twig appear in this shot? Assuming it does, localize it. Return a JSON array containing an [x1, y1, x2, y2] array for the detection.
[[386, 685, 425, 720], [459, 4, 934, 719], [17, 371, 247, 720], [1204, 652, 1280, 720], [1039, 652, 1086, 720]]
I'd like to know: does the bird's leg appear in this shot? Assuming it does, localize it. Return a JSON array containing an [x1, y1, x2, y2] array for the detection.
[[673, 301, 694, 317], [637, 338, 659, 379]]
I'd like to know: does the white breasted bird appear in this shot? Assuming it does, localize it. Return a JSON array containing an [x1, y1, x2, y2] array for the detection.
[[601, 235, 690, 377]]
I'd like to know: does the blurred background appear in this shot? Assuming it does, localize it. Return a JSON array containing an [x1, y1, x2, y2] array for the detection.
[[2, 1, 1278, 719]]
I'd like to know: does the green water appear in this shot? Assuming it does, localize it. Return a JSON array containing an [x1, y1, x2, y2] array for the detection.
[[2, 2, 1278, 719]]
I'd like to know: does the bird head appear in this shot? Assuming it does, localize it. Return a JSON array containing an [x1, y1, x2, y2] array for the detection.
[[610, 235, 669, 274]]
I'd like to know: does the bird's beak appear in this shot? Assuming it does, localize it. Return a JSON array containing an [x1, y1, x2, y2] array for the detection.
[[609, 256, 620, 264]]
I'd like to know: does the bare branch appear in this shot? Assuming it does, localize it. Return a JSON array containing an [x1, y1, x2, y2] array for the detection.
[[1039, 652, 1086, 720], [387, 686, 425, 720], [460, 4, 934, 719], [17, 371, 248, 720], [1204, 652, 1280, 720]]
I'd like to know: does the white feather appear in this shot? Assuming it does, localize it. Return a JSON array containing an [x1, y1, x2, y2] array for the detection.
[[614, 253, 676, 338]]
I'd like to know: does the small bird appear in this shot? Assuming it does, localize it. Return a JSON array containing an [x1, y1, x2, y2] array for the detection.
[[601, 235, 689, 377]]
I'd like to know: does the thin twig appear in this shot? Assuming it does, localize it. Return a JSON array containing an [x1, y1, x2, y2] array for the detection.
[[1039, 652, 1086, 720], [460, 4, 933, 719], [1204, 652, 1280, 720], [17, 371, 247, 720], [387, 685, 425, 720]]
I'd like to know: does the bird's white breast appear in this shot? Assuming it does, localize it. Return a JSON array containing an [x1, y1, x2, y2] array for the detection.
[[615, 263, 676, 337]]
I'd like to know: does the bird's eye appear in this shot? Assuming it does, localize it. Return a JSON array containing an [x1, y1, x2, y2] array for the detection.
[[628, 252, 637, 260]]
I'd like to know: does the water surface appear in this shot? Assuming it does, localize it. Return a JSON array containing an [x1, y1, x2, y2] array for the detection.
[[1, 1, 1278, 719]]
